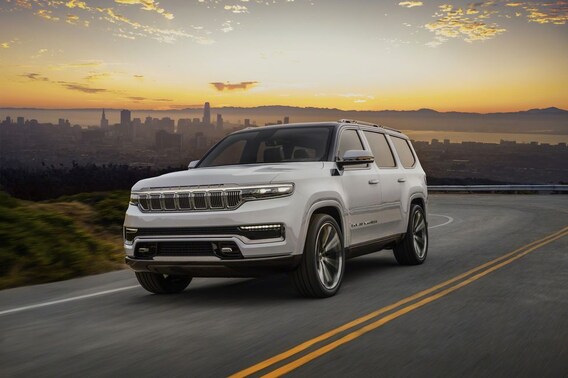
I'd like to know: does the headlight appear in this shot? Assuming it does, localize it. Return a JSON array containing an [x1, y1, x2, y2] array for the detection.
[[123, 227, 138, 245], [129, 193, 139, 206], [241, 183, 294, 200]]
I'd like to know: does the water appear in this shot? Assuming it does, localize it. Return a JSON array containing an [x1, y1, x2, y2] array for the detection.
[[404, 130, 568, 145]]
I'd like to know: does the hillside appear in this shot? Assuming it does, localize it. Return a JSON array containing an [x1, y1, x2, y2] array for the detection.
[[0, 192, 127, 289]]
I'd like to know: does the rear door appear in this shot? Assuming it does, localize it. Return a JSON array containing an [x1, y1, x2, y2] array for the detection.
[[362, 130, 404, 238]]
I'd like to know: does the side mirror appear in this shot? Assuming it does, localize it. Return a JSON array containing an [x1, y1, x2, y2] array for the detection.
[[188, 160, 199, 169], [337, 150, 374, 168]]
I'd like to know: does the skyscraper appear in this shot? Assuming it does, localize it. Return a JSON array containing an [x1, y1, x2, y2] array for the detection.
[[216, 114, 223, 131], [284, 116, 290, 124], [100, 109, 109, 128], [203, 102, 211, 126], [120, 109, 131, 128]]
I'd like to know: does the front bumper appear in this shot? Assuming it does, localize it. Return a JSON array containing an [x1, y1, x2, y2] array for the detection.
[[125, 254, 301, 277]]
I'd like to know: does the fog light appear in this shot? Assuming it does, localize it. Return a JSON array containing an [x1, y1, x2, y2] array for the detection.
[[239, 224, 281, 231], [238, 224, 284, 240]]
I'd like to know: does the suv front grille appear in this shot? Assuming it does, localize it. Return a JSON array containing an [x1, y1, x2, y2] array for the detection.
[[137, 188, 243, 212]]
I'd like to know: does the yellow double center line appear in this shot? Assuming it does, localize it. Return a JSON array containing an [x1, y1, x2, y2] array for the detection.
[[231, 225, 568, 378]]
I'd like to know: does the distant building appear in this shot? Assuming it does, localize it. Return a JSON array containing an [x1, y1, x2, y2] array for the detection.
[[58, 118, 65, 127], [244, 119, 251, 127], [203, 102, 211, 126], [120, 109, 131, 128], [17, 117, 24, 126], [216, 114, 223, 131], [155, 130, 182, 151], [284, 116, 290, 124], [100, 109, 109, 128]]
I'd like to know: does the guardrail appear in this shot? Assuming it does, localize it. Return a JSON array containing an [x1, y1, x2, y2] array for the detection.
[[428, 185, 568, 193]]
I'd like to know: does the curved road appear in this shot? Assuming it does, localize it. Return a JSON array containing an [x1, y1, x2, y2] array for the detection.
[[1, 194, 567, 377]]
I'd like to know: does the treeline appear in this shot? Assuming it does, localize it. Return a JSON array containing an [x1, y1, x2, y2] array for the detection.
[[0, 164, 181, 201], [0, 164, 523, 201]]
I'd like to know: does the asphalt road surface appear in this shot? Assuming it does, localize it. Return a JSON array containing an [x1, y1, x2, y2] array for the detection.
[[1, 194, 568, 377]]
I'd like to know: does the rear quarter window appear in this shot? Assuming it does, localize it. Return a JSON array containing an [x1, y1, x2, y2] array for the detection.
[[391, 137, 416, 168]]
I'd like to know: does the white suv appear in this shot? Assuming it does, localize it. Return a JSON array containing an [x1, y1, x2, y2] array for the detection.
[[124, 120, 428, 297]]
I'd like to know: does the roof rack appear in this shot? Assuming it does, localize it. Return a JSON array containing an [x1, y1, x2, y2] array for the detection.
[[338, 119, 401, 133]]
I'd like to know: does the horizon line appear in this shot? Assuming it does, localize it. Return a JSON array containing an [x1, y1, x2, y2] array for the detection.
[[1, 105, 567, 115]]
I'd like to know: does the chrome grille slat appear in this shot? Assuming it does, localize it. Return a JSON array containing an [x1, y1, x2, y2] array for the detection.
[[135, 187, 244, 212], [193, 192, 207, 210]]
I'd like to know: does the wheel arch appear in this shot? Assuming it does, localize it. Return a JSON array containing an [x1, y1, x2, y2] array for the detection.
[[297, 199, 347, 255]]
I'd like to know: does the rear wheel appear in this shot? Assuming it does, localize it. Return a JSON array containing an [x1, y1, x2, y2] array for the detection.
[[393, 204, 428, 265], [135, 272, 192, 294], [291, 214, 345, 298]]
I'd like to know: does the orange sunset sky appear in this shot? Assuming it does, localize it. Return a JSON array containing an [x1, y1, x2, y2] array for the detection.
[[0, 0, 567, 112]]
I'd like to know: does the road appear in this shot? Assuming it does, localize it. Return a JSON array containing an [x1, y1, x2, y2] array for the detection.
[[1, 194, 568, 377]]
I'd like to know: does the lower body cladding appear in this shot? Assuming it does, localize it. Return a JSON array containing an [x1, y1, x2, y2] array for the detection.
[[124, 224, 301, 277]]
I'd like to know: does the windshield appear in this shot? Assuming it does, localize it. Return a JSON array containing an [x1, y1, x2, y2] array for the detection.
[[198, 126, 333, 168]]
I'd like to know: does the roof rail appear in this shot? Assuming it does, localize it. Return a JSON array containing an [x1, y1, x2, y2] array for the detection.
[[338, 119, 401, 133]]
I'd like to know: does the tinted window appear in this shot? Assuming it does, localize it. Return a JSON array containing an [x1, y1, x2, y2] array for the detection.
[[363, 131, 396, 168], [391, 137, 416, 168], [207, 139, 246, 167], [199, 127, 332, 167], [337, 129, 364, 159]]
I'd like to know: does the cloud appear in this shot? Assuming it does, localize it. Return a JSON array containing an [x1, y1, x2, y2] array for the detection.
[[339, 93, 375, 99], [127, 96, 172, 102], [20, 71, 109, 93], [8, 0, 210, 44], [66, 13, 80, 24], [425, 4, 506, 45], [224, 5, 248, 14], [60, 82, 108, 93], [398, 1, 423, 8], [20, 73, 49, 81], [35, 9, 59, 21], [65, 0, 89, 10], [133, 74, 144, 79], [114, 0, 174, 20], [521, 2, 568, 25], [84, 72, 111, 82], [221, 20, 234, 33], [210, 81, 258, 91]]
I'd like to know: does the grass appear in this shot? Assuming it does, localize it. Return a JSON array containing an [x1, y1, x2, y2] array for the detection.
[[0, 191, 127, 290]]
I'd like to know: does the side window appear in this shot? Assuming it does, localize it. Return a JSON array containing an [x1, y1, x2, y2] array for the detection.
[[337, 129, 364, 159], [391, 137, 416, 168], [363, 131, 396, 168]]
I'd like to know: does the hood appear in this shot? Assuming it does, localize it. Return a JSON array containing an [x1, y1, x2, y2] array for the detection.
[[132, 162, 324, 190]]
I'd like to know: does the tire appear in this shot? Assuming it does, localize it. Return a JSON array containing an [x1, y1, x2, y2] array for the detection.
[[393, 203, 428, 265], [291, 214, 345, 298], [135, 272, 192, 294]]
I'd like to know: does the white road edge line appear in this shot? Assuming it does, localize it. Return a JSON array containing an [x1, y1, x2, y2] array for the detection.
[[428, 214, 454, 229], [0, 285, 139, 316], [1, 214, 454, 317]]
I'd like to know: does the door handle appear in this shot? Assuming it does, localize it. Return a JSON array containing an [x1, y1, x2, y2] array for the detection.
[[397, 178, 406, 183], [368, 179, 379, 185]]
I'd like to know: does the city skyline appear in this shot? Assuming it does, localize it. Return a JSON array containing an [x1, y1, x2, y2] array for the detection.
[[0, 0, 567, 112]]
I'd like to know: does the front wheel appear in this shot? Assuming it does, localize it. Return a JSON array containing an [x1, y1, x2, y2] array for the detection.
[[393, 204, 428, 265], [135, 272, 192, 294], [291, 214, 345, 298]]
